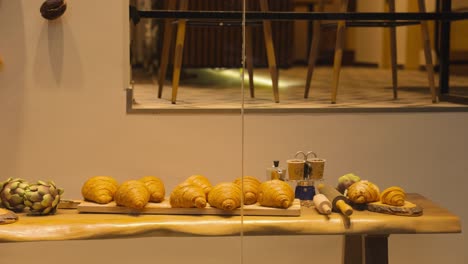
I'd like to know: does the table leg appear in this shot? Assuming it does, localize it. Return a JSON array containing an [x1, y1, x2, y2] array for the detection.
[[245, 26, 255, 98], [364, 235, 389, 264], [343, 235, 389, 264], [343, 235, 364, 264], [304, 0, 325, 99], [259, 0, 280, 103], [418, 0, 438, 103], [387, 0, 398, 100], [331, 0, 349, 104], [157, 1, 177, 98], [439, 0, 451, 94], [171, 0, 188, 104]]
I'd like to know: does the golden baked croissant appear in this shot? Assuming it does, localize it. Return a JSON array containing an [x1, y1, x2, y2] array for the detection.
[[380, 186, 406, 206], [81, 176, 119, 204], [114, 180, 150, 209], [233, 176, 261, 205], [170, 182, 207, 208], [184, 175, 212, 197], [347, 180, 380, 204], [257, 180, 294, 209], [207, 183, 242, 210], [139, 176, 165, 203]]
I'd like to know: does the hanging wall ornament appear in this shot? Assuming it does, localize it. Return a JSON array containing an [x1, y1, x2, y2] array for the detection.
[[40, 0, 67, 20]]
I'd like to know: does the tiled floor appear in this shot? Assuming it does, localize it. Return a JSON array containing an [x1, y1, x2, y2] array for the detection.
[[131, 66, 468, 113]]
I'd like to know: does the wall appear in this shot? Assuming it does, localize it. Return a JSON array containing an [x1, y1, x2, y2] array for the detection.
[[0, 1, 466, 264]]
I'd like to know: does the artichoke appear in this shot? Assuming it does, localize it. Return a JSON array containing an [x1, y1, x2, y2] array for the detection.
[[0, 178, 29, 212], [24, 180, 64, 215], [337, 173, 361, 194]]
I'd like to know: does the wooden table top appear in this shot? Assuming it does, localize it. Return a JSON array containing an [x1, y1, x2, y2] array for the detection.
[[0, 194, 460, 243]]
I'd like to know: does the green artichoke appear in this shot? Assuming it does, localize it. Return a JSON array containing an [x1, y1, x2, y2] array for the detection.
[[24, 180, 64, 215], [0, 178, 29, 212], [337, 173, 361, 194]]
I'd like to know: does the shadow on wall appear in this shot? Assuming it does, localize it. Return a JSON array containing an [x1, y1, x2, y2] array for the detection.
[[0, 0, 26, 176], [33, 15, 84, 90]]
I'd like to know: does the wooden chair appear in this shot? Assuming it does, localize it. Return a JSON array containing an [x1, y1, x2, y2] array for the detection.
[[304, 0, 438, 104], [157, 0, 280, 104]]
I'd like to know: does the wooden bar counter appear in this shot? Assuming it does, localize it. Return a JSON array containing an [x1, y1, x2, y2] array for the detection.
[[0, 194, 461, 264]]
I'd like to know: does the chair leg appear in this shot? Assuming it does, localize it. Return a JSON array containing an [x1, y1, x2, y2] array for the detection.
[[246, 26, 255, 98], [157, 1, 177, 98], [171, 0, 188, 104], [305, 0, 325, 99], [418, 0, 438, 103], [387, 0, 398, 100], [259, 0, 280, 103], [331, 0, 349, 104]]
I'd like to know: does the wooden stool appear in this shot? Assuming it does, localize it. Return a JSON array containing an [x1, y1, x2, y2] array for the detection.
[[304, 0, 438, 104], [157, 0, 280, 104]]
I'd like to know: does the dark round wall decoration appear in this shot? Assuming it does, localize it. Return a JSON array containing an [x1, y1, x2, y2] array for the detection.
[[40, 0, 67, 20]]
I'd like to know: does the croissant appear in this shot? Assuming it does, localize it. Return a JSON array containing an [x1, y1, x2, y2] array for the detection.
[[170, 182, 207, 208], [381, 186, 406, 206], [81, 176, 119, 204], [347, 180, 380, 204], [233, 176, 261, 205], [139, 176, 165, 203], [257, 180, 294, 209], [207, 183, 242, 211], [184, 175, 212, 197], [114, 180, 150, 209]]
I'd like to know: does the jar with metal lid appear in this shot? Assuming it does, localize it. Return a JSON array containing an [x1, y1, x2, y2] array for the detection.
[[294, 180, 315, 200]]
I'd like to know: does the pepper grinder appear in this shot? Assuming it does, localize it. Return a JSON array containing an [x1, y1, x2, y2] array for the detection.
[[266, 160, 286, 181]]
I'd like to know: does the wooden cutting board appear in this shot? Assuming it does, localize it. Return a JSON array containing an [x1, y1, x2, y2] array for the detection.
[[77, 198, 301, 216], [0, 208, 18, 225], [366, 200, 423, 216]]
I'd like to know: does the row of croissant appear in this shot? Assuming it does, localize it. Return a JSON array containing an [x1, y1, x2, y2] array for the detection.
[[81, 175, 295, 211]]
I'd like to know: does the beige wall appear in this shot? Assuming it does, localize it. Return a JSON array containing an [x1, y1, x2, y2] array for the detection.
[[0, 1, 467, 263]]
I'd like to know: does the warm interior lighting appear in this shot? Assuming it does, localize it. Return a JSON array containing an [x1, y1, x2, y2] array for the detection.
[[194, 68, 299, 90]]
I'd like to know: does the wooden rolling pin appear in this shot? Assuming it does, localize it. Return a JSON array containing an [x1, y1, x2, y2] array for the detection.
[[313, 193, 332, 215], [317, 183, 353, 216]]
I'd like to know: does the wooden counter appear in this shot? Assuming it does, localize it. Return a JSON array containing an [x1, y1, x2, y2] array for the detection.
[[0, 194, 461, 264]]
